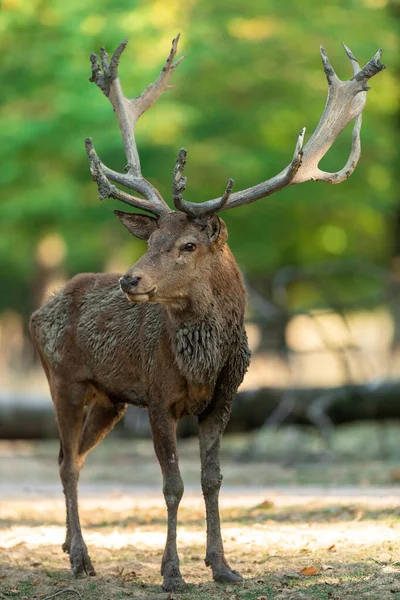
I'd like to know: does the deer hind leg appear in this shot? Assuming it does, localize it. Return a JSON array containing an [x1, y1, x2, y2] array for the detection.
[[78, 398, 128, 462], [149, 409, 185, 592], [53, 379, 96, 577], [198, 405, 243, 584], [60, 397, 127, 558], [57, 439, 72, 555]]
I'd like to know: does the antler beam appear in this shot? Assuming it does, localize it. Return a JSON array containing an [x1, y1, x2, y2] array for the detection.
[[177, 44, 385, 218], [86, 35, 184, 217]]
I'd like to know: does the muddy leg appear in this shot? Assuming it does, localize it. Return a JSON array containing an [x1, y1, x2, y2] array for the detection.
[[198, 406, 242, 583], [58, 439, 72, 554], [149, 410, 185, 592], [55, 380, 96, 577], [61, 400, 127, 557]]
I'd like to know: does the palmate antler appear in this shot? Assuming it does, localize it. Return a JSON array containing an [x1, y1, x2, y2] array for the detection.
[[86, 36, 385, 219], [175, 44, 386, 217]]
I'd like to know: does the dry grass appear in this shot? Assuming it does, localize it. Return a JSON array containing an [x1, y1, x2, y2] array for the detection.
[[2, 427, 400, 599], [2, 492, 400, 599]]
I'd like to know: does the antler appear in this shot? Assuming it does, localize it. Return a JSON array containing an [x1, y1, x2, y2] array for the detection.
[[175, 44, 385, 218], [173, 147, 235, 218], [85, 35, 184, 217]]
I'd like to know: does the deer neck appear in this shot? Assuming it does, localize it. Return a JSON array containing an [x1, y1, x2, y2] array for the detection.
[[165, 246, 246, 384]]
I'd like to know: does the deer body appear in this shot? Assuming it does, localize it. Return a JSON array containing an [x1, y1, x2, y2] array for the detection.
[[31, 212, 251, 590], [32, 245, 249, 419], [30, 35, 384, 592]]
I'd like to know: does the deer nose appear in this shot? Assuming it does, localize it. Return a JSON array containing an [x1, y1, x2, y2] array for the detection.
[[119, 276, 141, 292]]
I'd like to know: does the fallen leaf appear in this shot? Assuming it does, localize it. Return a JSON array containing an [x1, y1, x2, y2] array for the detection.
[[255, 500, 275, 510], [352, 509, 364, 521], [328, 544, 336, 552], [321, 564, 334, 571], [33, 578, 41, 585], [122, 570, 137, 582], [300, 565, 320, 576], [257, 596, 268, 600]]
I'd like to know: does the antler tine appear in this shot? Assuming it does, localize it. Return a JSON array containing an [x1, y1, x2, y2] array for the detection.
[[320, 46, 340, 86], [133, 34, 184, 120], [172, 147, 189, 211], [176, 45, 384, 218], [219, 178, 235, 209], [86, 35, 184, 217], [172, 147, 236, 217], [342, 43, 361, 76]]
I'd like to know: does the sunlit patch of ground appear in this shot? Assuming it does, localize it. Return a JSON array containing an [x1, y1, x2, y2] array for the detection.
[[2, 430, 400, 599], [2, 491, 400, 599]]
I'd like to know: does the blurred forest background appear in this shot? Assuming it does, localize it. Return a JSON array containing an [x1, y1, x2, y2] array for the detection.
[[0, 0, 399, 438]]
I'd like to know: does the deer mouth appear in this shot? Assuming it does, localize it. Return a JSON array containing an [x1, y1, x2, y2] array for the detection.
[[125, 287, 157, 303]]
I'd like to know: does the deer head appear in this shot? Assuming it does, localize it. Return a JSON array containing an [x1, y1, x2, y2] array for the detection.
[[85, 35, 385, 305], [115, 211, 227, 305]]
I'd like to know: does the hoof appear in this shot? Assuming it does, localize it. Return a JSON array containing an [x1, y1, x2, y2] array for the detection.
[[213, 565, 243, 584], [161, 559, 185, 591], [162, 576, 187, 592], [70, 541, 96, 577], [62, 542, 70, 554]]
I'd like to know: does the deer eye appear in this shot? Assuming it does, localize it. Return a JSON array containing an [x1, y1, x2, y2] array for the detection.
[[182, 242, 196, 252]]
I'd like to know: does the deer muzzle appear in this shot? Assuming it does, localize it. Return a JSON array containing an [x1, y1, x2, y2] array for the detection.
[[119, 275, 156, 303]]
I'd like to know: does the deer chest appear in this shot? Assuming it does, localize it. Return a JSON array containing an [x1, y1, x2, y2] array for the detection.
[[183, 379, 216, 416]]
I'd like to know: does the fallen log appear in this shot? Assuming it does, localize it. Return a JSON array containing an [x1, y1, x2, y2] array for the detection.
[[0, 391, 58, 438], [179, 380, 400, 437], [228, 381, 400, 430], [1, 381, 400, 439]]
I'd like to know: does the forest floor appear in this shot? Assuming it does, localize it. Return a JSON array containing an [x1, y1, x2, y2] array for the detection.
[[2, 424, 400, 600]]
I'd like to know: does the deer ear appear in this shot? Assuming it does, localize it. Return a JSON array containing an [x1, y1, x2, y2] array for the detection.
[[114, 210, 159, 241], [207, 214, 228, 247]]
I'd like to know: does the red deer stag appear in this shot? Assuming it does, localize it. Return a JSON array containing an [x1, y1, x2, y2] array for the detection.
[[30, 35, 384, 591]]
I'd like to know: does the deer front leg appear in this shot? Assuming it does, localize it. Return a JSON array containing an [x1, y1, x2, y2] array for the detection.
[[198, 402, 242, 584], [54, 380, 96, 577], [149, 409, 185, 592]]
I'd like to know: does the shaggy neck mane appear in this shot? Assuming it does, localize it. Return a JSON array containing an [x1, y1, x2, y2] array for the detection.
[[166, 245, 246, 384]]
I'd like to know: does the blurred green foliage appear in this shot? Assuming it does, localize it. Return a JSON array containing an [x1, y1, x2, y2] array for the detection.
[[0, 0, 398, 318]]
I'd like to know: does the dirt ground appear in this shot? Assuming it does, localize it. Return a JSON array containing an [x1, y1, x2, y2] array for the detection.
[[2, 425, 400, 599]]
